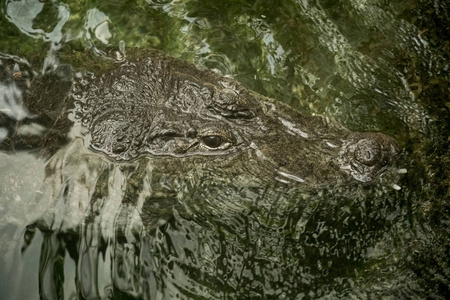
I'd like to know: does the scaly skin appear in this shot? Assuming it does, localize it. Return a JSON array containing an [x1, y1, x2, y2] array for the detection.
[[1, 49, 399, 188], [72, 49, 399, 185]]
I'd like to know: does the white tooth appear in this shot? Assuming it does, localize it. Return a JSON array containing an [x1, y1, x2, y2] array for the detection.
[[392, 184, 401, 190], [397, 168, 407, 174]]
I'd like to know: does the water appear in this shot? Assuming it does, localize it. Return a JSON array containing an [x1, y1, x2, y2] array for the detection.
[[1, 0, 449, 299]]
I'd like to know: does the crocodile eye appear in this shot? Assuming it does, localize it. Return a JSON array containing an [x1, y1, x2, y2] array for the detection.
[[202, 135, 223, 148], [198, 125, 235, 151], [354, 139, 381, 167]]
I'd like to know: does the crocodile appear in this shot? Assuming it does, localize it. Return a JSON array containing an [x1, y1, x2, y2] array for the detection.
[[1, 49, 402, 298], [0, 49, 399, 187]]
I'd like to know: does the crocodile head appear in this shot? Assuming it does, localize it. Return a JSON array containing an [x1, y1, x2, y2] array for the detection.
[[71, 50, 399, 187]]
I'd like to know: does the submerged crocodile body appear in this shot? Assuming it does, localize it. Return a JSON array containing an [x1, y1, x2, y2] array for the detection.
[[1, 49, 399, 187], [0, 49, 402, 298]]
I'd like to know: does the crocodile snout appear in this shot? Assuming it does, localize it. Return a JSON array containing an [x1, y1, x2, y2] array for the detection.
[[340, 132, 400, 183]]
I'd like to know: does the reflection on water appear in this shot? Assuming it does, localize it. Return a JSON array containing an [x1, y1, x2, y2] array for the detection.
[[1, 0, 449, 299], [23, 140, 405, 299]]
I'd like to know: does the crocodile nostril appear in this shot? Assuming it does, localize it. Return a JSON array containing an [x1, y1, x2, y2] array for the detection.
[[354, 139, 381, 167]]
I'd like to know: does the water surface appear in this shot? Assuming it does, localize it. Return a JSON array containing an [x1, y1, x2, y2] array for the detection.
[[0, 0, 449, 299]]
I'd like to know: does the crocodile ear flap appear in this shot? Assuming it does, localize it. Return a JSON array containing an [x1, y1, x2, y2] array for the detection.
[[206, 104, 254, 119]]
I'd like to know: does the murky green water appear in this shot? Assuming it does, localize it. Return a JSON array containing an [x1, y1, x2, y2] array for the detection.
[[1, 0, 449, 299]]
